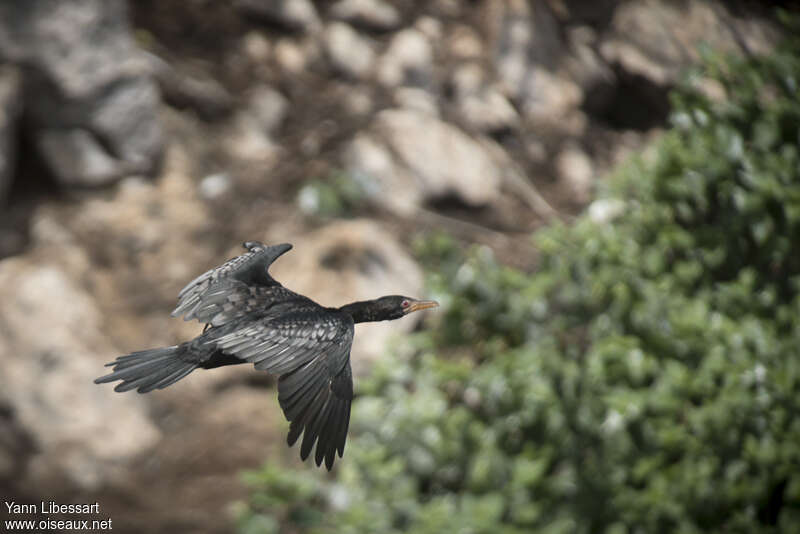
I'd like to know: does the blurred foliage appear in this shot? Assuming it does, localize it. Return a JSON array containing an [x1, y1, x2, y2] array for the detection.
[[239, 15, 800, 534], [297, 170, 370, 218]]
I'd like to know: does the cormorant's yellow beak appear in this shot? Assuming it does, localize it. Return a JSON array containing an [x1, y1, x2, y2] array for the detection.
[[405, 299, 439, 314]]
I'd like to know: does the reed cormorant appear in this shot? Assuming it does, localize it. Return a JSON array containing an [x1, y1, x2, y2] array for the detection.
[[95, 241, 438, 469]]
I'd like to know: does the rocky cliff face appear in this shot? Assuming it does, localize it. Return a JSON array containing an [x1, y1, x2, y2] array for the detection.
[[0, 0, 163, 192], [0, 1, 780, 532]]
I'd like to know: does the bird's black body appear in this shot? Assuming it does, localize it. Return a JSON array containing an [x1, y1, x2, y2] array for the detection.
[[95, 241, 437, 469]]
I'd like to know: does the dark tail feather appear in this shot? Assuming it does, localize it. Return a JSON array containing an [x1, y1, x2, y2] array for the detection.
[[94, 345, 198, 393]]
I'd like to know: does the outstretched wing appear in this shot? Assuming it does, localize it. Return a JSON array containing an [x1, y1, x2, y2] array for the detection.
[[210, 309, 355, 469], [172, 241, 292, 322], [177, 279, 308, 326], [281, 360, 352, 470]]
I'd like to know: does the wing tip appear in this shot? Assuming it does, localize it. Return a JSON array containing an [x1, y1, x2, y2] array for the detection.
[[248, 242, 293, 257], [286, 429, 344, 470], [242, 241, 293, 252], [284, 393, 350, 470]]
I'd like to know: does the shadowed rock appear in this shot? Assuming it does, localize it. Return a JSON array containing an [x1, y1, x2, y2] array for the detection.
[[0, 0, 163, 188]]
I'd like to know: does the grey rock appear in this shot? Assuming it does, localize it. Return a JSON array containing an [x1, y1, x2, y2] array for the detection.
[[343, 86, 374, 116], [451, 62, 485, 96], [248, 85, 290, 135], [480, 137, 558, 219], [599, 0, 779, 85], [227, 85, 289, 160], [346, 133, 417, 213], [376, 110, 501, 206], [491, 0, 564, 97], [451, 63, 518, 133], [86, 76, 163, 173], [448, 24, 484, 59], [236, 0, 320, 32], [489, 0, 581, 124], [0, 66, 21, 204], [242, 31, 273, 63], [147, 53, 234, 120], [37, 130, 121, 187], [346, 109, 502, 215], [555, 144, 594, 204], [522, 67, 583, 127], [0, 250, 160, 491], [414, 16, 443, 42], [459, 89, 519, 133], [0, 0, 142, 99], [330, 0, 401, 31], [393, 87, 439, 116], [564, 26, 616, 114], [323, 22, 376, 79], [376, 28, 434, 88], [274, 37, 315, 73], [431, 0, 462, 17], [269, 220, 424, 374], [0, 0, 163, 187]]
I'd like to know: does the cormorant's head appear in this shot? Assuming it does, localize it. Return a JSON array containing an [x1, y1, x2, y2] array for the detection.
[[341, 295, 439, 323], [375, 295, 439, 320]]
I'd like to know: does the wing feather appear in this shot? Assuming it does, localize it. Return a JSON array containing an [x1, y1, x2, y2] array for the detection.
[[279, 359, 353, 469], [280, 364, 329, 421], [300, 393, 333, 459], [172, 242, 293, 323], [204, 308, 354, 470]]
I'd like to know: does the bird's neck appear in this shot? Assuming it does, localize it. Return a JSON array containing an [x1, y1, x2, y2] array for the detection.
[[338, 300, 383, 324]]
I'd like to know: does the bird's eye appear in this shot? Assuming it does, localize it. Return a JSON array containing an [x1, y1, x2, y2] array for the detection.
[[401, 300, 410, 308]]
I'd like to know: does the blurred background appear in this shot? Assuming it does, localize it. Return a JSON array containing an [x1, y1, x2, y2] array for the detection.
[[1, 0, 798, 532]]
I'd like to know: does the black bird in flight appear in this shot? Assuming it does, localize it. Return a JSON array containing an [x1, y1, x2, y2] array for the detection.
[[95, 241, 438, 469]]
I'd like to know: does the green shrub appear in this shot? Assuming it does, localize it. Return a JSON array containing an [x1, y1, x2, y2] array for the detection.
[[238, 15, 800, 534], [297, 170, 369, 218]]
